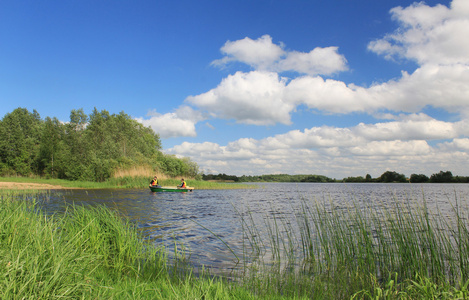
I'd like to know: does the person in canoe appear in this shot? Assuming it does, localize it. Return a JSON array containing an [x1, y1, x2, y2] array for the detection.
[[149, 176, 161, 188], [178, 178, 186, 188]]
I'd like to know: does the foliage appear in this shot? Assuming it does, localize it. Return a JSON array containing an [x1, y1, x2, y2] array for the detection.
[[203, 173, 240, 182], [0, 108, 42, 176], [426, 171, 469, 183], [0, 107, 199, 181], [209, 173, 336, 182], [378, 170, 407, 182], [430, 170, 454, 183], [410, 173, 429, 183], [344, 176, 366, 182]]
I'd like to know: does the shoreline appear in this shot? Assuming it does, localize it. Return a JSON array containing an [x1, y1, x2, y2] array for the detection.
[[0, 182, 75, 190]]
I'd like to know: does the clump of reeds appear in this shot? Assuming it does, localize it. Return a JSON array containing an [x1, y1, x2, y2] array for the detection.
[[112, 165, 166, 179], [234, 193, 469, 299]]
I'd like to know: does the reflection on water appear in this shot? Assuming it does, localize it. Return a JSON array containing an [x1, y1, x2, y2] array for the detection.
[[37, 183, 469, 275]]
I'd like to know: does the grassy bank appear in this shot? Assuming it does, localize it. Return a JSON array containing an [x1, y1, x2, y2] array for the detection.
[[2, 190, 469, 299], [0, 192, 259, 299], [0, 176, 255, 190]]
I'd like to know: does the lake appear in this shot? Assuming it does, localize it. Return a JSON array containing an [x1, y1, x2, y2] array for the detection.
[[37, 182, 469, 275]]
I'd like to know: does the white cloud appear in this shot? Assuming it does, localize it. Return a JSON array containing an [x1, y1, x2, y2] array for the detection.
[[348, 140, 432, 156], [135, 106, 204, 139], [211, 35, 285, 70], [187, 1, 469, 126], [277, 47, 348, 75], [353, 113, 460, 141], [186, 71, 293, 125], [212, 35, 348, 76], [439, 138, 469, 151], [187, 62, 469, 125], [368, 0, 469, 65], [166, 117, 469, 177]]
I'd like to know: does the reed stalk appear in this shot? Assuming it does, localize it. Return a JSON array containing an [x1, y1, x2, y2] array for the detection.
[[234, 192, 469, 298]]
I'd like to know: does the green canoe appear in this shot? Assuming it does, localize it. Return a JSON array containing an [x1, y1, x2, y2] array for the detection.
[[149, 186, 194, 192]]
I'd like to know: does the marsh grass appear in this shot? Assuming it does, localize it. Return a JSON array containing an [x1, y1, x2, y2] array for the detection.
[[112, 165, 161, 178], [234, 193, 469, 298]]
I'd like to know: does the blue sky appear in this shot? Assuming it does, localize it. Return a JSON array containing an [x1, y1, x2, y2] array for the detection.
[[1, 0, 469, 178]]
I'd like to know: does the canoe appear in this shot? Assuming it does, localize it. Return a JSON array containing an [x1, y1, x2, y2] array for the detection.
[[149, 186, 194, 192]]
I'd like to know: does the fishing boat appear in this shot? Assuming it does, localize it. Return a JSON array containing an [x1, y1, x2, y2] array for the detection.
[[149, 185, 194, 192]]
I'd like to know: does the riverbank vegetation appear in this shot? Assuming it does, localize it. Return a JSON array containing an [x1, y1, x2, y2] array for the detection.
[[0, 107, 200, 182], [0, 192, 257, 299], [3, 190, 469, 298]]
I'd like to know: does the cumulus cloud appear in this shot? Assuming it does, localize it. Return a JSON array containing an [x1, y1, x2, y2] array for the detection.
[[211, 35, 285, 70], [212, 34, 348, 76], [368, 0, 469, 65], [186, 71, 293, 125], [440, 138, 469, 151], [187, 63, 469, 125], [185, 1, 469, 127], [277, 47, 348, 75], [166, 115, 468, 177], [135, 106, 204, 138]]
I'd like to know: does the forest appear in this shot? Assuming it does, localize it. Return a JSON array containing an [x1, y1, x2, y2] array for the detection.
[[0, 107, 200, 181]]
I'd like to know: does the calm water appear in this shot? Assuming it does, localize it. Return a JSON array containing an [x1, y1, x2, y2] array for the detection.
[[37, 183, 469, 274]]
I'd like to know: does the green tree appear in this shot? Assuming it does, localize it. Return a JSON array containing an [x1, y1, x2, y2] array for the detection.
[[378, 171, 407, 183], [430, 171, 453, 183], [0, 108, 42, 176], [63, 109, 90, 180], [409, 173, 429, 183], [39, 117, 66, 177]]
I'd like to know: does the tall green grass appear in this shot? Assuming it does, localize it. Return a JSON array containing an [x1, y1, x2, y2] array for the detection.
[[0, 192, 257, 299]]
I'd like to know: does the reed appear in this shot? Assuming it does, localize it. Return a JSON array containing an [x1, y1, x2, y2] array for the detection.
[[234, 193, 469, 298], [112, 166, 166, 179]]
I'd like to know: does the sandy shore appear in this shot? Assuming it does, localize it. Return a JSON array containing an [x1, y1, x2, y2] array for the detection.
[[0, 182, 70, 190]]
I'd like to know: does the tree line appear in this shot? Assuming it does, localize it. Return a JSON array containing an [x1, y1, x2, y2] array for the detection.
[[0, 107, 199, 181], [344, 170, 469, 183], [202, 173, 335, 183], [204, 171, 469, 183]]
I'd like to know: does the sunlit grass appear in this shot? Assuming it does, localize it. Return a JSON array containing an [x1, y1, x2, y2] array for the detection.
[[0, 192, 258, 299]]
